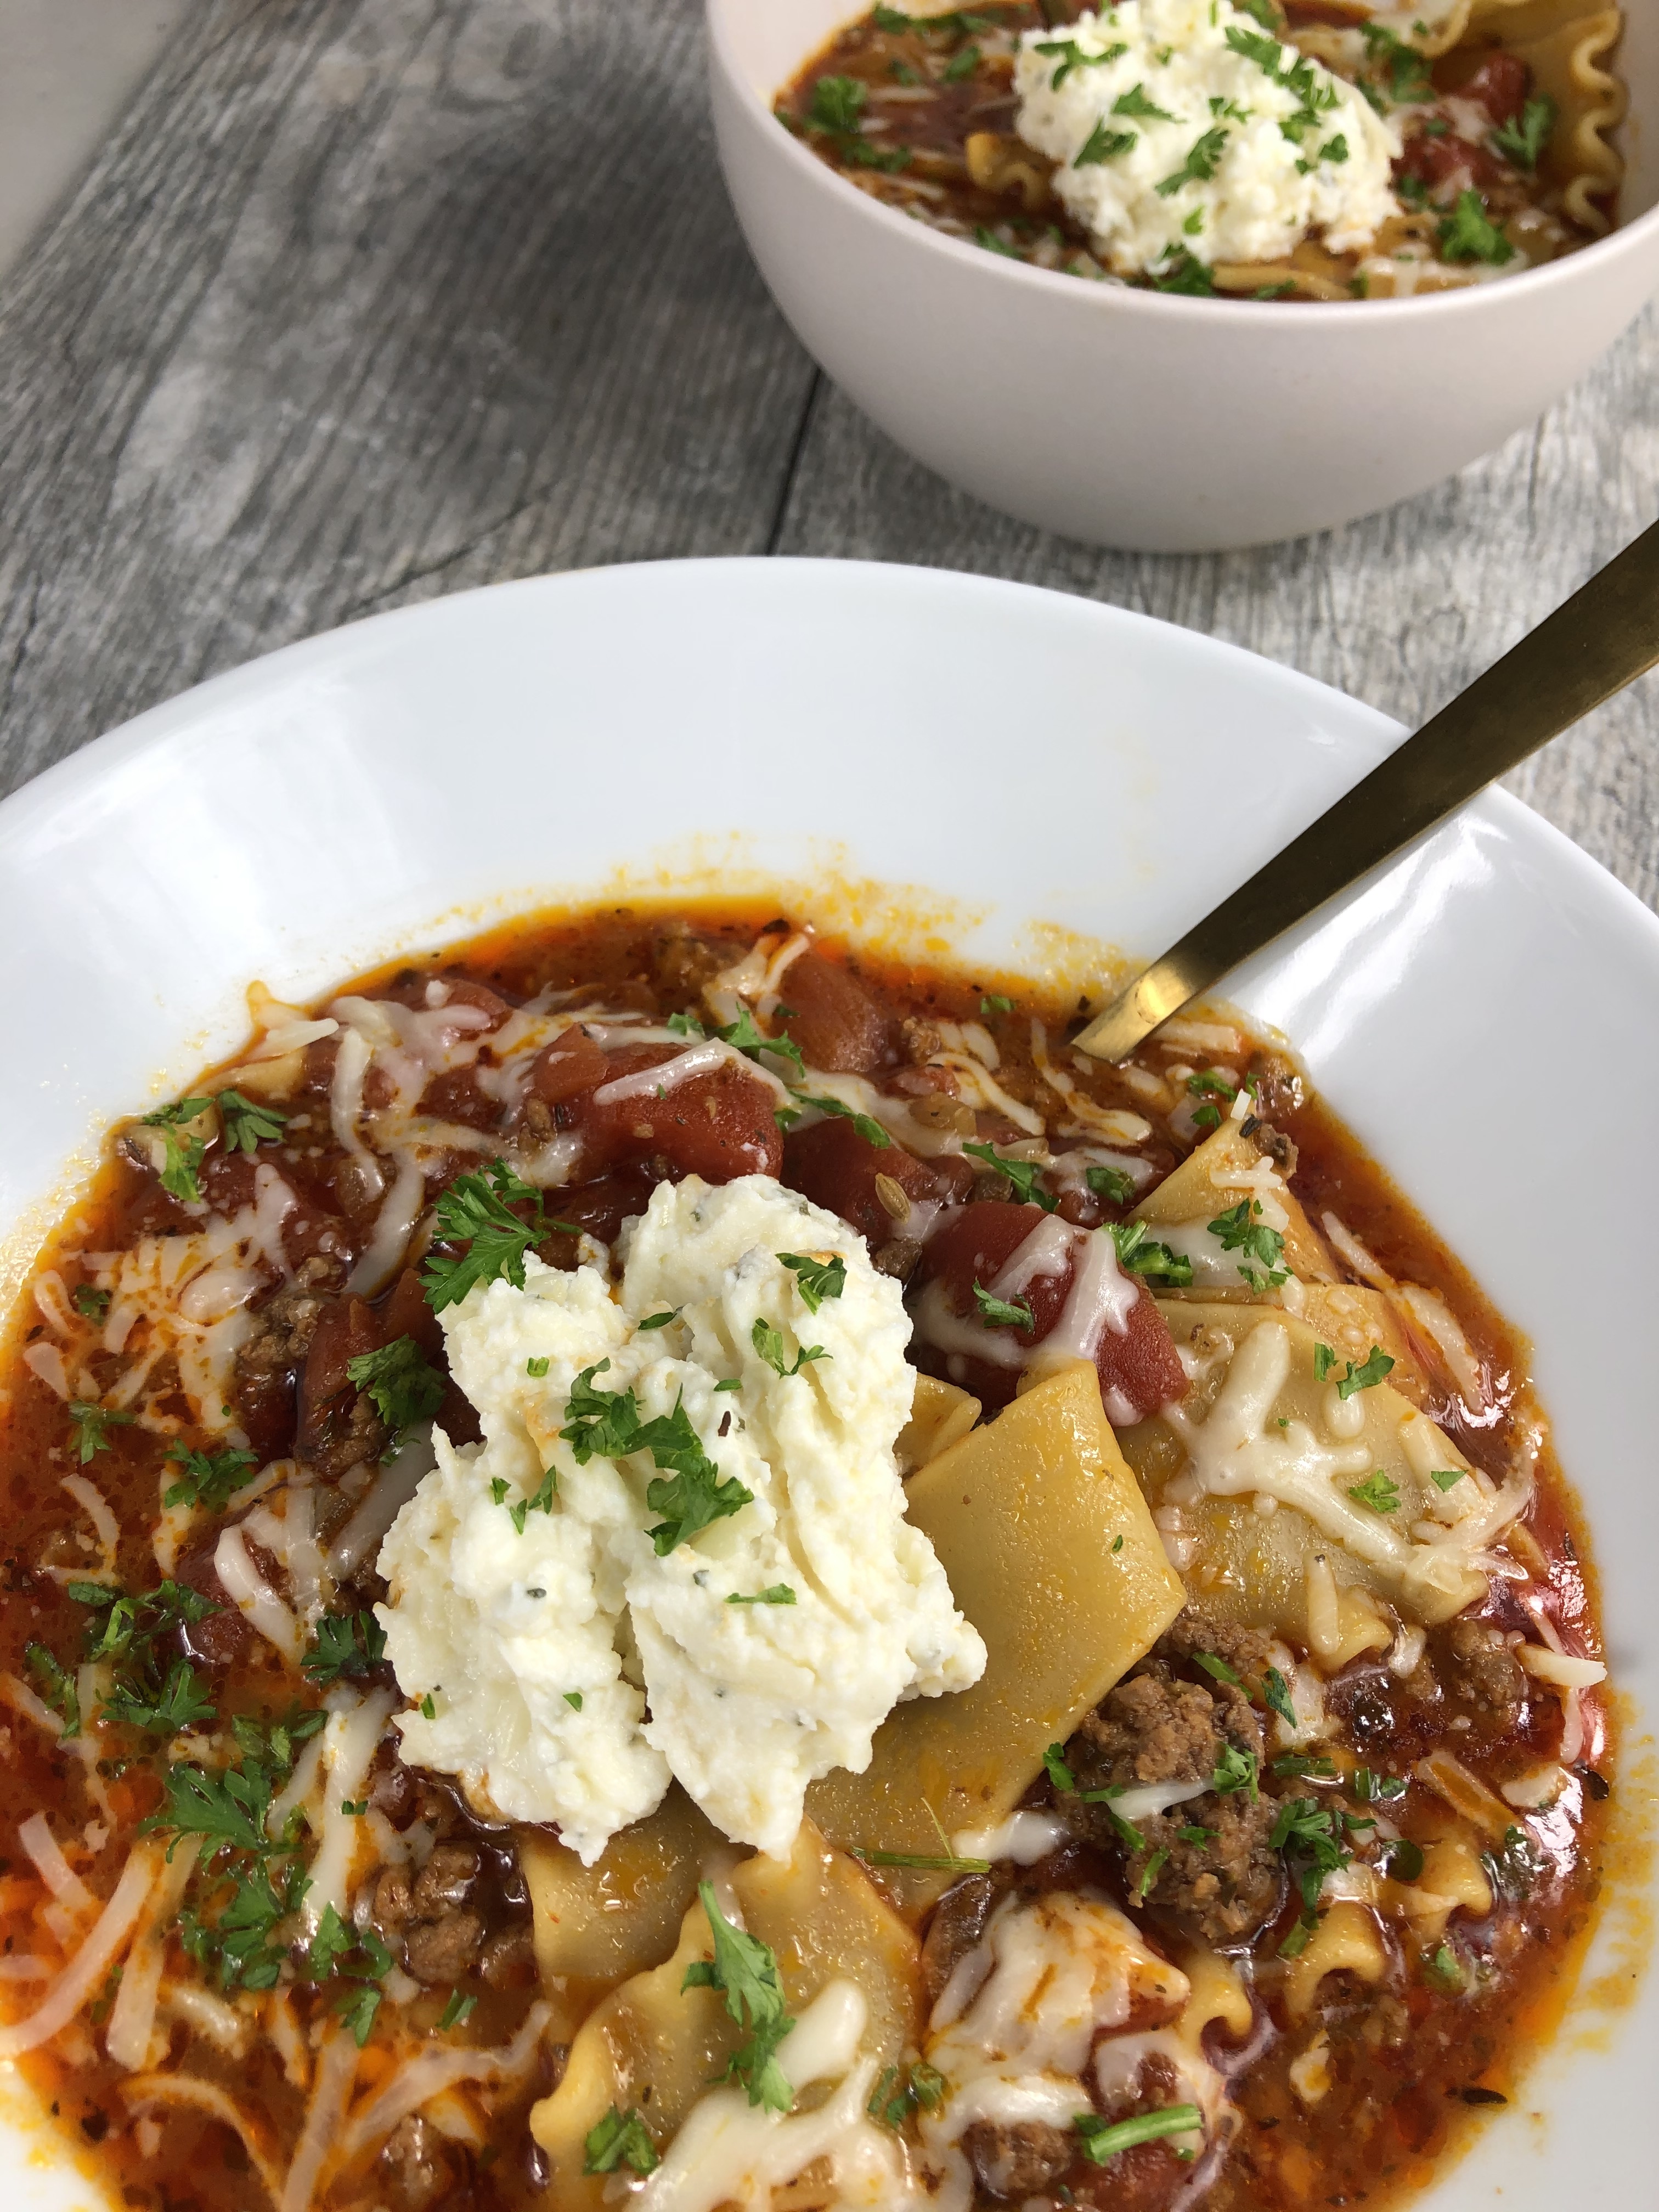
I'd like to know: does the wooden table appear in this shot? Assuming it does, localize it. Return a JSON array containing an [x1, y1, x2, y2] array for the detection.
[[1, 0, 1655, 911]]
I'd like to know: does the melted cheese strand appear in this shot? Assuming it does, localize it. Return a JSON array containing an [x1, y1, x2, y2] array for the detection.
[[0, 1843, 159, 2058]]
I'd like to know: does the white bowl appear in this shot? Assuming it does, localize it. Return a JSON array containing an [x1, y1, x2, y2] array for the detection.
[[0, 559, 1654, 2201], [707, 0, 1659, 551]]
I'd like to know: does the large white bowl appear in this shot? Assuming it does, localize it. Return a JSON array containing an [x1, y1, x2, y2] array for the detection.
[[708, 0, 1659, 551], [0, 559, 1653, 2203]]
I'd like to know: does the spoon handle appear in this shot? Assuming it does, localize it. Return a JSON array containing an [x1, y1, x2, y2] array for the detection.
[[1075, 515, 1659, 1064]]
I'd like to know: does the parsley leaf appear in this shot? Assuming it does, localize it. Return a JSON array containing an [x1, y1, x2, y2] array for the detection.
[[682, 1881, 795, 2112], [1491, 94, 1555, 172], [804, 74, 911, 172], [1076, 2106, 1203, 2163], [68, 1399, 135, 1463], [974, 225, 1022, 259], [636, 1311, 679, 1333], [25, 1642, 80, 1737], [752, 1318, 829, 1379], [716, 1008, 805, 1080], [1271, 1795, 1351, 1923], [71, 1284, 110, 1323], [1348, 1470, 1402, 1514], [1359, 20, 1434, 105], [1353, 1766, 1407, 1802], [506, 1466, 557, 1534], [868, 2059, 946, 2129], [584, 2106, 659, 2177], [439, 1988, 478, 2031], [1336, 1344, 1395, 1399], [1086, 1164, 1134, 1205], [216, 1089, 288, 1155], [1110, 1219, 1194, 1286], [1424, 1940, 1466, 1991], [1438, 189, 1514, 265], [422, 1159, 567, 1312], [1263, 1666, 1299, 1729], [943, 41, 980, 81], [776, 1251, 846, 1313], [1080, 1785, 1144, 1850], [1156, 125, 1229, 196], [1151, 248, 1216, 295], [1272, 1751, 1336, 1779], [1193, 1651, 1242, 1687], [301, 1611, 387, 1683], [972, 1282, 1036, 1333], [1113, 82, 1176, 121], [140, 1097, 213, 1205], [963, 1142, 1055, 1211], [335, 1982, 383, 2046], [345, 1336, 445, 1444], [1036, 36, 1128, 90], [727, 1585, 796, 1606], [162, 1441, 258, 1513], [1314, 1341, 1336, 1380], [795, 1091, 891, 1147], [142, 1758, 274, 1859], [1208, 1199, 1288, 1288], [1481, 1823, 1544, 1901], [1211, 1743, 1260, 1801], [1076, 117, 1138, 165], [560, 1363, 752, 1553], [1430, 1466, 1468, 1492], [102, 1658, 216, 1735], [1043, 1742, 1077, 1793]]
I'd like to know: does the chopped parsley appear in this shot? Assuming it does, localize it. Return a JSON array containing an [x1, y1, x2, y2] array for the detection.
[[1110, 1218, 1194, 1286], [216, 1089, 288, 1155], [1076, 2106, 1203, 2163], [1314, 1341, 1395, 1397], [438, 1988, 477, 2032], [140, 1097, 213, 1205], [715, 1007, 806, 1080], [1438, 188, 1515, 265], [162, 1441, 259, 1513], [71, 1284, 110, 1323], [1081, 1785, 1144, 1851], [1211, 1743, 1260, 1801], [793, 1092, 891, 1148], [584, 2106, 659, 2177], [1348, 1470, 1402, 1515], [942, 42, 980, 81], [980, 994, 1014, 1016], [752, 1318, 829, 1379], [1359, 20, 1434, 105], [1207, 1198, 1288, 1289], [506, 1466, 558, 1533], [1429, 1466, 1468, 1492], [1491, 94, 1555, 172], [301, 1610, 387, 1683], [1035, 37, 1128, 90], [776, 1251, 846, 1313], [67, 1398, 135, 1463], [804, 74, 911, 173], [1263, 1666, 1298, 1729], [868, 2059, 946, 2129], [1272, 1751, 1336, 1780], [1086, 1163, 1134, 1205], [1424, 1942, 1466, 1991], [1193, 1651, 1242, 1687], [422, 1159, 572, 1311], [973, 1282, 1036, 1333], [1320, 132, 1349, 163], [1043, 1742, 1077, 1794], [1151, 248, 1216, 295], [1113, 82, 1177, 122], [420, 1692, 436, 1719], [1353, 1767, 1407, 1803], [1379, 1836, 1425, 1881], [563, 1690, 582, 1709], [1136, 1846, 1170, 1900], [1177, 1823, 1215, 1846], [682, 1882, 796, 2112], [25, 1643, 80, 1737], [727, 1585, 796, 1606], [974, 225, 1022, 258], [1481, 1823, 1544, 1902], [526, 1355, 552, 1375], [560, 1361, 752, 1554], [1271, 1797, 1351, 1925], [962, 1142, 1055, 1211], [346, 1336, 445, 1446], [102, 1658, 216, 1736], [1076, 117, 1138, 166], [1156, 126, 1229, 196]]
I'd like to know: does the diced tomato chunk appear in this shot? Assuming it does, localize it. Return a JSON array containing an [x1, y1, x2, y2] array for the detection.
[[529, 1026, 610, 1107], [1459, 50, 1530, 126], [777, 955, 896, 1074], [911, 1198, 1186, 1419], [527, 1037, 782, 1183], [782, 1116, 950, 1246]]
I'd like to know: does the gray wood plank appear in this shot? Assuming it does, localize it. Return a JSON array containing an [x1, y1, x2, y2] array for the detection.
[[0, 0, 815, 794], [776, 309, 1659, 913]]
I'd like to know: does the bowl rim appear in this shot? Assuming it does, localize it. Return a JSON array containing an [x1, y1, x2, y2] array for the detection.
[[706, 0, 1659, 322]]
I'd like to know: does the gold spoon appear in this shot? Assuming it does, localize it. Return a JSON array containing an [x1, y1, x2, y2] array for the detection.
[[1074, 516, 1659, 1065]]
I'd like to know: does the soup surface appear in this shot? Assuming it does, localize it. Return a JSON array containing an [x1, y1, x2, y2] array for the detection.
[[0, 905, 1612, 2212], [776, 1, 1626, 299]]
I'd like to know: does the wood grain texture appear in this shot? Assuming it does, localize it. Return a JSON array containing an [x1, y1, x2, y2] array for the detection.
[[0, 0, 1654, 917]]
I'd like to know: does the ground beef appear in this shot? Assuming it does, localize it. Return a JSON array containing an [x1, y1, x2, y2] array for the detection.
[[873, 1234, 925, 1282], [1156, 1609, 1274, 1686], [962, 2118, 1074, 2200], [648, 917, 740, 1003], [379, 2114, 460, 2212], [1245, 1049, 1305, 1120], [1440, 1620, 1527, 1724], [920, 1874, 996, 2007], [403, 1909, 487, 1985], [1062, 1646, 1281, 1945]]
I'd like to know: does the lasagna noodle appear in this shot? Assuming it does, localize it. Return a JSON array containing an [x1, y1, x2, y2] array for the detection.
[[1487, 5, 1627, 231]]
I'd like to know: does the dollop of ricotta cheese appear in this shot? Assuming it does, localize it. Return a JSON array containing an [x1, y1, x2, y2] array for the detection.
[[1012, 0, 1400, 277], [376, 1176, 986, 1864]]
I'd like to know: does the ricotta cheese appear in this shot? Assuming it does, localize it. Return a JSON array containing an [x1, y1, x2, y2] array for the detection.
[[376, 1176, 985, 1864], [1012, 0, 1400, 277]]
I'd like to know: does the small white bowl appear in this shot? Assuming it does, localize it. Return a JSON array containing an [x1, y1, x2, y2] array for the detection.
[[708, 0, 1659, 551]]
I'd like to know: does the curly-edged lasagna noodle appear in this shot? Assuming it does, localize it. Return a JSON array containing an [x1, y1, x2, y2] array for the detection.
[[776, 0, 1626, 300], [0, 906, 1614, 2212]]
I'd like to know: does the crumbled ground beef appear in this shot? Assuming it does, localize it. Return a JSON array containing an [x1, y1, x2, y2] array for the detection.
[[379, 2113, 459, 2212], [962, 2118, 1074, 2200], [1060, 1622, 1282, 1945], [1440, 1619, 1527, 1724], [649, 917, 740, 1003]]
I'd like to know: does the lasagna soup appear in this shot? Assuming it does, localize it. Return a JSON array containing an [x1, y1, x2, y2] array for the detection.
[[776, 1, 1626, 297], [0, 907, 1613, 2212]]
